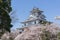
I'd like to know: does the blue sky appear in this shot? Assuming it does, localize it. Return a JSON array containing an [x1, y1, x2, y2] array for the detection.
[[11, 0, 60, 29]]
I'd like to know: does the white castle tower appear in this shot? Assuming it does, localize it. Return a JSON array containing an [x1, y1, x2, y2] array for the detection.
[[21, 8, 46, 27]]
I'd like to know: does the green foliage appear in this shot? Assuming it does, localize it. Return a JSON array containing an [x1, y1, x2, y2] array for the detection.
[[57, 32, 60, 36], [39, 20, 52, 25], [40, 30, 59, 40], [41, 30, 51, 40], [57, 32, 60, 40], [0, 0, 12, 38], [9, 37, 14, 40]]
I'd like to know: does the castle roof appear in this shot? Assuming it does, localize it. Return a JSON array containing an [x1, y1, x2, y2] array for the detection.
[[21, 17, 38, 23], [31, 8, 43, 13], [21, 8, 45, 23]]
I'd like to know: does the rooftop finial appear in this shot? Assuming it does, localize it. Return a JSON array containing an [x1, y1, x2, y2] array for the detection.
[[33, 7, 39, 10]]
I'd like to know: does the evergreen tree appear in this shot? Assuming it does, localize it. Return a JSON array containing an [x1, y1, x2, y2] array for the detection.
[[0, 0, 12, 37]]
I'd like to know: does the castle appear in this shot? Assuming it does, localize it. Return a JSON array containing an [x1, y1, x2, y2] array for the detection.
[[21, 8, 46, 27]]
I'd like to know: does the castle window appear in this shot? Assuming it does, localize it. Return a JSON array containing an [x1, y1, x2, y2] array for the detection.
[[36, 20, 39, 24], [24, 23, 26, 26], [26, 23, 28, 26], [35, 21, 36, 24], [32, 21, 35, 24]]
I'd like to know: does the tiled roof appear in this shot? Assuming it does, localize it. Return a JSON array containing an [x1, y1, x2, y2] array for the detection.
[[21, 17, 38, 23]]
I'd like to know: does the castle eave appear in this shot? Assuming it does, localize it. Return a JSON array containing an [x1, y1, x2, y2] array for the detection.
[[21, 19, 39, 23]]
